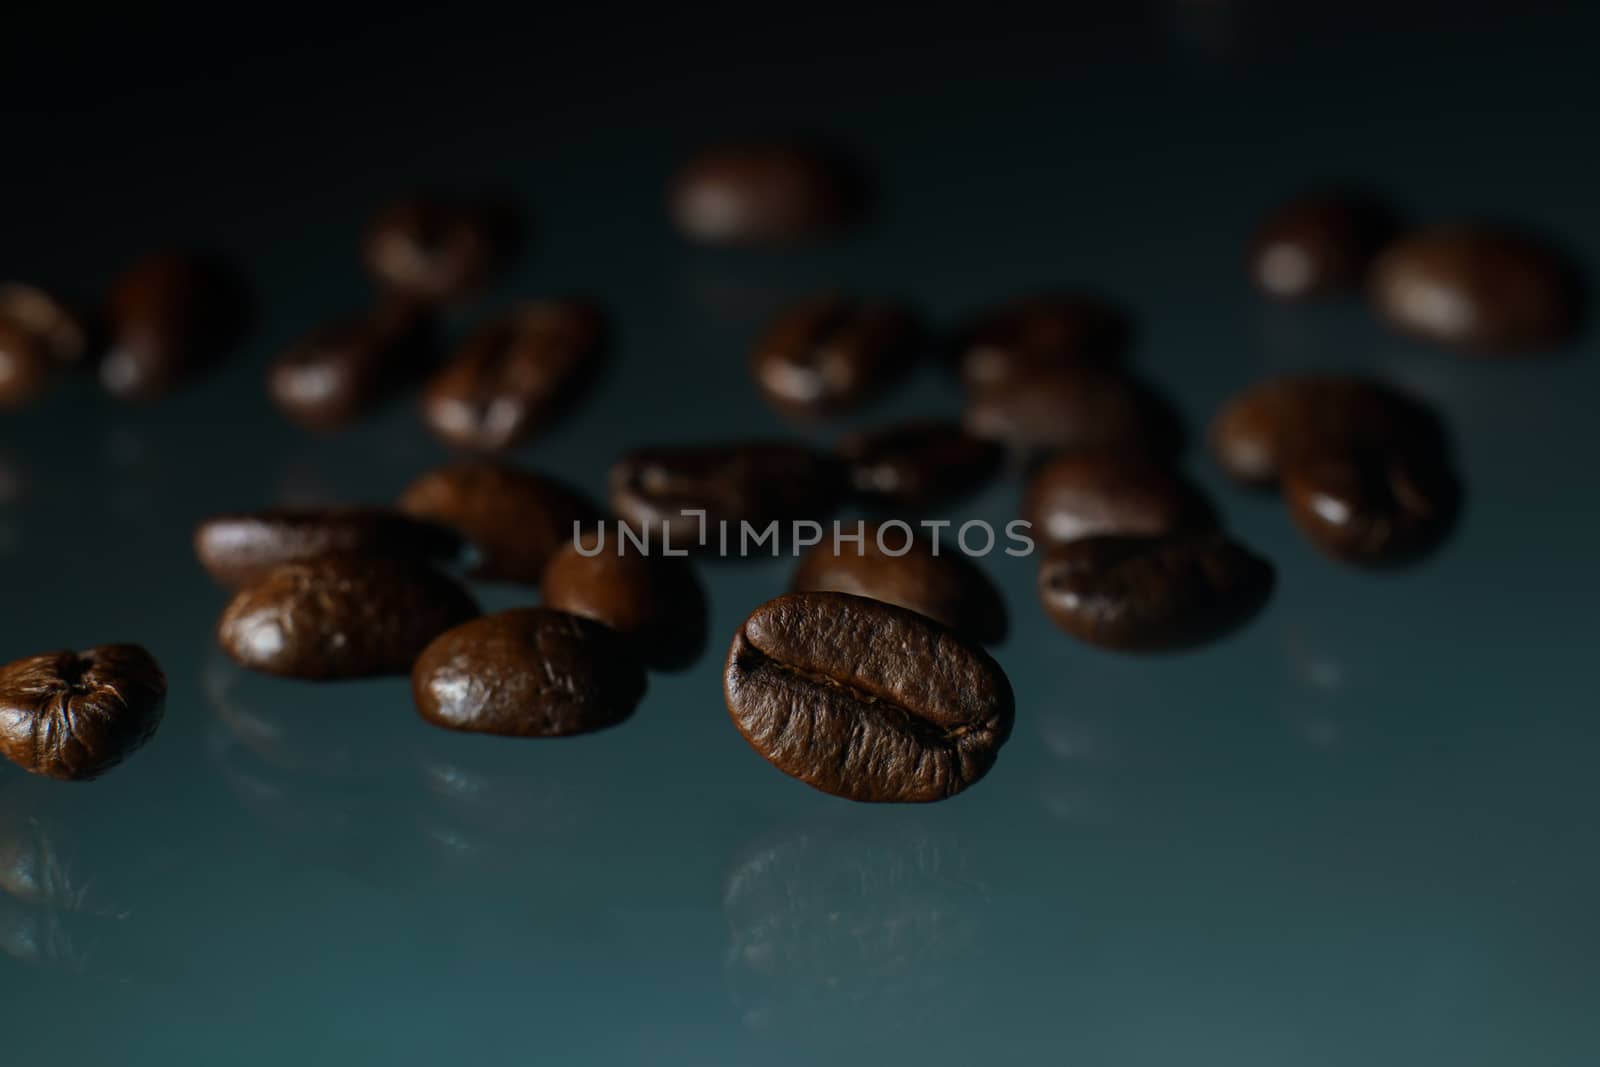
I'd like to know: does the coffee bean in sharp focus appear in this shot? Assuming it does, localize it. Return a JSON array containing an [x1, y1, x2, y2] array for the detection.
[[363, 192, 522, 305], [1022, 451, 1215, 547], [1037, 532, 1274, 653], [421, 298, 607, 451], [669, 141, 869, 246], [399, 460, 599, 584], [750, 294, 924, 418], [790, 522, 1007, 644], [1370, 225, 1584, 352], [0, 645, 166, 781], [542, 533, 709, 671], [835, 419, 1003, 512], [0, 283, 91, 367], [100, 250, 251, 399], [1249, 188, 1399, 300], [217, 556, 478, 679], [194, 508, 463, 589], [413, 608, 646, 737], [724, 592, 1015, 803], [1283, 444, 1460, 566], [951, 291, 1131, 390], [963, 366, 1182, 458], [269, 300, 437, 430]]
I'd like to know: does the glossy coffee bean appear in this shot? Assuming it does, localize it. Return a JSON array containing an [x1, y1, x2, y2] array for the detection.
[[835, 419, 1003, 512], [951, 291, 1131, 390], [750, 295, 923, 418], [790, 523, 1007, 644], [1370, 226, 1584, 352], [412, 608, 646, 737], [363, 192, 521, 304], [194, 508, 463, 589], [1038, 533, 1274, 652], [609, 443, 842, 550], [963, 367, 1182, 457], [217, 556, 478, 679], [421, 299, 606, 451], [1283, 445, 1460, 565], [0, 284, 90, 366], [399, 461, 598, 584], [0, 645, 165, 781], [269, 301, 437, 430], [669, 141, 868, 246], [1249, 189, 1398, 300], [100, 251, 251, 399], [542, 532, 708, 671], [1022, 451, 1215, 546], [724, 591, 1015, 803], [0, 319, 51, 409]]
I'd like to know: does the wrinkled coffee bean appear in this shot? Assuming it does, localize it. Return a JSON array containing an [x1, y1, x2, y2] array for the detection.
[[412, 608, 646, 737], [217, 556, 478, 679], [0, 645, 166, 781], [542, 532, 708, 671], [724, 592, 1014, 803], [421, 298, 606, 451], [1283, 445, 1460, 565], [1038, 533, 1274, 652], [363, 192, 522, 304], [1022, 451, 1215, 546], [951, 291, 1131, 390], [790, 523, 1007, 643], [100, 250, 251, 399], [1249, 189, 1398, 300], [399, 460, 598, 584], [269, 300, 437, 429], [750, 294, 924, 418], [0, 284, 90, 367], [835, 419, 1003, 512], [963, 367, 1182, 457], [194, 508, 463, 589], [609, 443, 842, 550], [1369, 225, 1584, 352], [0, 319, 51, 408], [669, 141, 869, 245]]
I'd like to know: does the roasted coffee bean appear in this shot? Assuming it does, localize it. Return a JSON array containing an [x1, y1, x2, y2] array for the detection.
[[363, 192, 521, 304], [669, 141, 868, 246], [194, 508, 463, 589], [835, 419, 1003, 512], [399, 460, 598, 584], [951, 291, 1131, 390], [0, 645, 165, 781], [217, 556, 478, 679], [750, 295, 924, 418], [412, 608, 645, 737], [1022, 451, 1214, 546], [0, 284, 90, 367], [1209, 375, 1442, 488], [421, 299, 606, 451], [1038, 533, 1274, 652], [542, 532, 708, 671], [724, 592, 1015, 803], [1283, 445, 1460, 565], [100, 251, 251, 399], [0, 319, 51, 408], [963, 367, 1181, 457], [1249, 189, 1398, 300], [1370, 226, 1584, 352], [790, 523, 1007, 644], [609, 443, 842, 551], [268, 300, 436, 430]]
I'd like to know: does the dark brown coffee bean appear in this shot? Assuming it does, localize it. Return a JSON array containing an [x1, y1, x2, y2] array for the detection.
[[412, 608, 645, 737], [398, 460, 599, 584], [1022, 452, 1215, 546], [1249, 189, 1398, 300], [100, 250, 251, 399], [724, 592, 1014, 803], [363, 192, 522, 304], [963, 367, 1182, 457], [609, 443, 842, 551], [835, 419, 1003, 512], [0, 319, 51, 409], [951, 291, 1131, 390], [268, 300, 437, 430], [669, 142, 868, 246], [218, 556, 478, 679], [750, 294, 923, 418], [1038, 533, 1274, 652], [194, 508, 463, 589], [1283, 445, 1460, 565], [790, 523, 1007, 643], [0, 645, 165, 781], [0, 283, 90, 366], [421, 299, 606, 451], [1370, 226, 1584, 352], [542, 532, 708, 671]]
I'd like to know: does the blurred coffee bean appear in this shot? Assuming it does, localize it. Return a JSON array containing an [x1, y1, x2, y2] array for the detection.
[[0, 645, 166, 781], [268, 300, 437, 429], [670, 141, 869, 246], [0, 283, 90, 366], [363, 192, 522, 304], [750, 294, 924, 418], [1249, 189, 1398, 300], [542, 532, 708, 671], [100, 250, 251, 399], [963, 367, 1182, 457], [951, 291, 1131, 390], [194, 508, 463, 589], [0, 318, 51, 408], [1022, 451, 1215, 546], [1283, 444, 1460, 565], [835, 419, 1003, 512]]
